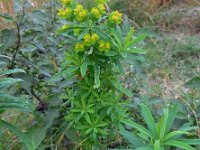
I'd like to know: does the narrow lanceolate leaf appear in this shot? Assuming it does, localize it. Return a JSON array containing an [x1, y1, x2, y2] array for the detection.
[[164, 140, 196, 150], [125, 48, 146, 54], [157, 108, 169, 140], [80, 62, 88, 77], [141, 104, 157, 138], [121, 119, 154, 139], [162, 131, 188, 143], [125, 27, 134, 44], [120, 130, 145, 148], [154, 140, 161, 150], [0, 78, 23, 89], [0, 69, 25, 76], [126, 33, 147, 48], [166, 104, 178, 133], [135, 146, 154, 150], [0, 120, 36, 150], [48, 66, 79, 82], [178, 139, 200, 145], [94, 65, 100, 89], [110, 80, 132, 97]]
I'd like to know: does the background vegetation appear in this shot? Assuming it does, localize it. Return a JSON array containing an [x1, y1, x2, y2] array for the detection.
[[0, 0, 200, 149]]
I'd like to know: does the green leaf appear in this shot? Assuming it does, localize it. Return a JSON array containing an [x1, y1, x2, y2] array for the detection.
[[97, 128, 108, 135], [125, 27, 134, 44], [164, 140, 196, 150], [80, 62, 88, 77], [29, 10, 48, 26], [126, 33, 147, 48], [165, 105, 178, 133], [121, 119, 154, 139], [125, 48, 146, 54], [0, 93, 33, 112], [135, 146, 154, 150], [0, 120, 36, 150], [48, 66, 79, 82], [0, 69, 25, 76], [94, 65, 100, 89], [184, 77, 200, 89], [154, 140, 161, 150], [110, 80, 133, 97], [141, 104, 157, 138], [162, 131, 188, 143], [0, 78, 23, 89], [0, 14, 13, 21], [178, 139, 200, 145], [120, 130, 145, 148]]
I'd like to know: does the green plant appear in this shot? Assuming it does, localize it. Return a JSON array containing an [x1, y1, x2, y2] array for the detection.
[[0, 63, 35, 150], [121, 104, 200, 150], [49, 0, 146, 148]]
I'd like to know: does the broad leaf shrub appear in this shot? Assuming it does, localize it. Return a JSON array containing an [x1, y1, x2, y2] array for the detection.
[[51, 0, 146, 148], [121, 104, 200, 150]]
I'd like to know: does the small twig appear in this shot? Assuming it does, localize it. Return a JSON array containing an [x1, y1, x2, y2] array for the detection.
[[9, 2, 26, 69]]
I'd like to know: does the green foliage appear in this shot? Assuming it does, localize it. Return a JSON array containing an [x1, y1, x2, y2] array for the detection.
[[48, 0, 147, 148], [1, 0, 199, 149], [0, 120, 36, 150], [0, 63, 34, 149], [121, 104, 200, 150]]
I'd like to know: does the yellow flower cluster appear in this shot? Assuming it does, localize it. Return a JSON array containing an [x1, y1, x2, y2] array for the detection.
[[61, 0, 72, 5], [98, 40, 111, 52], [58, 8, 72, 18], [75, 43, 85, 52], [91, 7, 101, 18], [74, 4, 88, 21], [83, 33, 99, 46], [91, 4, 106, 19], [109, 11, 122, 24]]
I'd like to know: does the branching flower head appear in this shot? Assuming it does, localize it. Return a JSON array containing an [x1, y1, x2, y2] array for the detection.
[[75, 43, 85, 52], [74, 4, 88, 21], [97, 3, 106, 14], [91, 7, 101, 18], [58, 8, 72, 18], [109, 10, 122, 24], [98, 40, 111, 52], [91, 33, 99, 44]]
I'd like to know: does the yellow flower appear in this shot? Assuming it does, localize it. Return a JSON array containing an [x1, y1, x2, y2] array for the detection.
[[98, 40, 111, 52], [74, 4, 84, 14], [74, 4, 88, 21], [109, 10, 122, 24], [105, 42, 111, 49], [75, 43, 85, 52], [75, 10, 88, 21], [91, 7, 101, 18], [91, 33, 99, 44], [58, 9, 65, 17], [83, 34, 91, 46], [61, 0, 72, 5], [58, 8, 72, 18], [97, 4, 106, 14]]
